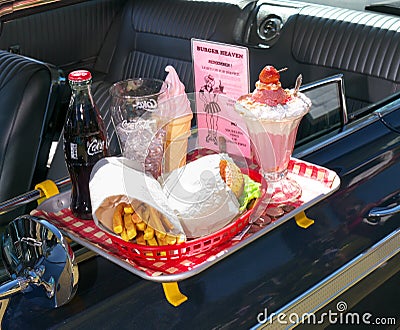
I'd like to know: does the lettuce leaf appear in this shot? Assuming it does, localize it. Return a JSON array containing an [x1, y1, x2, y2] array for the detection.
[[239, 174, 261, 211]]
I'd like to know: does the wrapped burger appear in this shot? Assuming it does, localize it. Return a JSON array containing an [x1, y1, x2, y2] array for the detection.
[[161, 154, 260, 237], [90, 157, 186, 245], [90, 154, 260, 242]]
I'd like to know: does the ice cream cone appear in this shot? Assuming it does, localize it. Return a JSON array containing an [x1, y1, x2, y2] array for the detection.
[[164, 113, 193, 172], [158, 65, 193, 172]]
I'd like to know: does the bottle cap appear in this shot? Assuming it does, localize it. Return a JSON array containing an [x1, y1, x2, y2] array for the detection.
[[68, 70, 92, 82]]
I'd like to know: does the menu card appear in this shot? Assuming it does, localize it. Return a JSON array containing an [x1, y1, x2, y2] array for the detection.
[[191, 39, 251, 159]]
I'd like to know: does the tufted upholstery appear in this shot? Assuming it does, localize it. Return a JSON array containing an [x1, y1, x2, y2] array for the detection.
[[292, 6, 400, 108], [96, 0, 247, 90], [0, 50, 63, 221], [48, 0, 249, 180], [0, 0, 126, 75], [293, 6, 400, 82]]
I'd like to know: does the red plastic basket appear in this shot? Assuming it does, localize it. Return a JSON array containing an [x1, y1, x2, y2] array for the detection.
[[106, 207, 252, 261], [105, 169, 262, 261]]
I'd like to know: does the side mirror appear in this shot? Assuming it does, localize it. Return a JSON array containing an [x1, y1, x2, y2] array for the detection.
[[0, 215, 78, 308]]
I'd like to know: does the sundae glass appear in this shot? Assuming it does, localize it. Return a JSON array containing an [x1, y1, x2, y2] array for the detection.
[[235, 66, 311, 204]]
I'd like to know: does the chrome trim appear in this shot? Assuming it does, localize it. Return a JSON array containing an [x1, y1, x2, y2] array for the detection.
[[294, 106, 399, 159], [74, 247, 97, 264], [0, 299, 10, 329], [252, 228, 400, 329], [0, 0, 60, 17], [368, 204, 400, 218], [0, 176, 70, 215], [300, 74, 348, 125], [294, 114, 378, 158], [295, 78, 400, 159]]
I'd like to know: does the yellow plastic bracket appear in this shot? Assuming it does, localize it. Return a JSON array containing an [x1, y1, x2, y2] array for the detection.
[[35, 179, 59, 205], [162, 282, 188, 307], [294, 211, 315, 229]]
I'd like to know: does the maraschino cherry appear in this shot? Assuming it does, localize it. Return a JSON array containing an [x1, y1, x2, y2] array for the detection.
[[252, 65, 290, 106], [259, 65, 281, 85]]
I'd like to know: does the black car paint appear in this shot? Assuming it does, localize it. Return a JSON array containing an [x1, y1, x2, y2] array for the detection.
[[3, 107, 399, 329], [0, 0, 400, 328]]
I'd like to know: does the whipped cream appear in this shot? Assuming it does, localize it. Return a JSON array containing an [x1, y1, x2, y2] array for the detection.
[[236, 90, 311, 121]]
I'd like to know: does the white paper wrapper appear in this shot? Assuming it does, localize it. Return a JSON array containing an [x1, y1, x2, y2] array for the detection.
[[161, 154, 240, 238], [89, 157, 185, 239], [90, 154, 240, 239]]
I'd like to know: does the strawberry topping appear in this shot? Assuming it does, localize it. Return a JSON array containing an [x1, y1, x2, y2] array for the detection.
[[259, 65, 280, 84], [252, 65, 290, 105], [252, 88, 291, 106]]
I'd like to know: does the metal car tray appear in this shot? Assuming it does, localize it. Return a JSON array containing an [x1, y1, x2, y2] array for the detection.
[[32, 158, 340, 284]]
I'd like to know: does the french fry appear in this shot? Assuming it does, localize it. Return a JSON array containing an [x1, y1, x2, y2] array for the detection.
[[145, 236, 159, 257], [156, 236, 167, 256], [155, 230, 166, 240], [144, 226, 154, 240], [131, 212, 142, 223], [120, 228, 129, 242], [136, 232, 146, 245], [138, 204, 150, 222], [160, 214, 175, 232], [111, 200, 184, 248], [124, 206, 134, 214], [165, 234, 177, 245], [136, 221, 146, 231], [148, 206, 165, 234], [124, 213, 137, 240], [112, 203, 125, 234], [156, 236, 167, 246], [147, 237, 158, 246]]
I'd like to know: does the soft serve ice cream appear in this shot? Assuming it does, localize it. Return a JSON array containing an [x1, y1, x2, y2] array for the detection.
[[159, 65, 193, 172], [160, 65, 193, 127], [235, 66, 311, 182]]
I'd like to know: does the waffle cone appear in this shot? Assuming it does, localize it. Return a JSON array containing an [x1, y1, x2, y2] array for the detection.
[[164, 114, 193, 172]]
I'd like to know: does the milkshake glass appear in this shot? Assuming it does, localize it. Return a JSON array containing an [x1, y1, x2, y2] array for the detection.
[[235, 66, 311, 204]]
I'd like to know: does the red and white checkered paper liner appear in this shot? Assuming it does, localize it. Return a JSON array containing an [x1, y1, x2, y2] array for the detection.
[[31, 158, 338, 278]]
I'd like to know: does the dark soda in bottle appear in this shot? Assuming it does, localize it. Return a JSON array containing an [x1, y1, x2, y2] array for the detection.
[[63, 70, 108, 219]]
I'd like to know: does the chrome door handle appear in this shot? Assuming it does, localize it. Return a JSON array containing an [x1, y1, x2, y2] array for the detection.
[[368, 204, 400, 218], [364, 203, 400, 226]]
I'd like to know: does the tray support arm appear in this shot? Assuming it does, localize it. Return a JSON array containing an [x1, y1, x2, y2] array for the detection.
[[162, 282, 188, 307], [294, 211, 314, 228], [35, 179, 60, 205]]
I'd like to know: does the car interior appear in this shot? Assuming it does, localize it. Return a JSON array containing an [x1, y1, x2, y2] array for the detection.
[[0, 0, 399, 327], [0, 0, 399, 218]]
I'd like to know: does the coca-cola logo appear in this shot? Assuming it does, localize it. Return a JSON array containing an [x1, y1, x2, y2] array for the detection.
[[87, 138, 105, 156], [134, 98, 158, 110], [121, 118, 153, 131]]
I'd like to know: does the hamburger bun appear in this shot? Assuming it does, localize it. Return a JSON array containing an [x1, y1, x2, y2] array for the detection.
[[219, 159, 244, 199]]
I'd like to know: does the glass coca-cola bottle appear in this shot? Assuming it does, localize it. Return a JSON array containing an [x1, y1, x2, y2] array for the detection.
[[63, 70, 108, 219]]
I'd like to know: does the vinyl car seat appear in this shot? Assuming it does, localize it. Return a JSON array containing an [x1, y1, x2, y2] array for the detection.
[[47, 0, 253, 181], [0, 50, 64, 222]]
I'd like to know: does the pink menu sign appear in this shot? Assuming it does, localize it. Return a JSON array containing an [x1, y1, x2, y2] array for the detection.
[[191, 39, 251, 159]]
